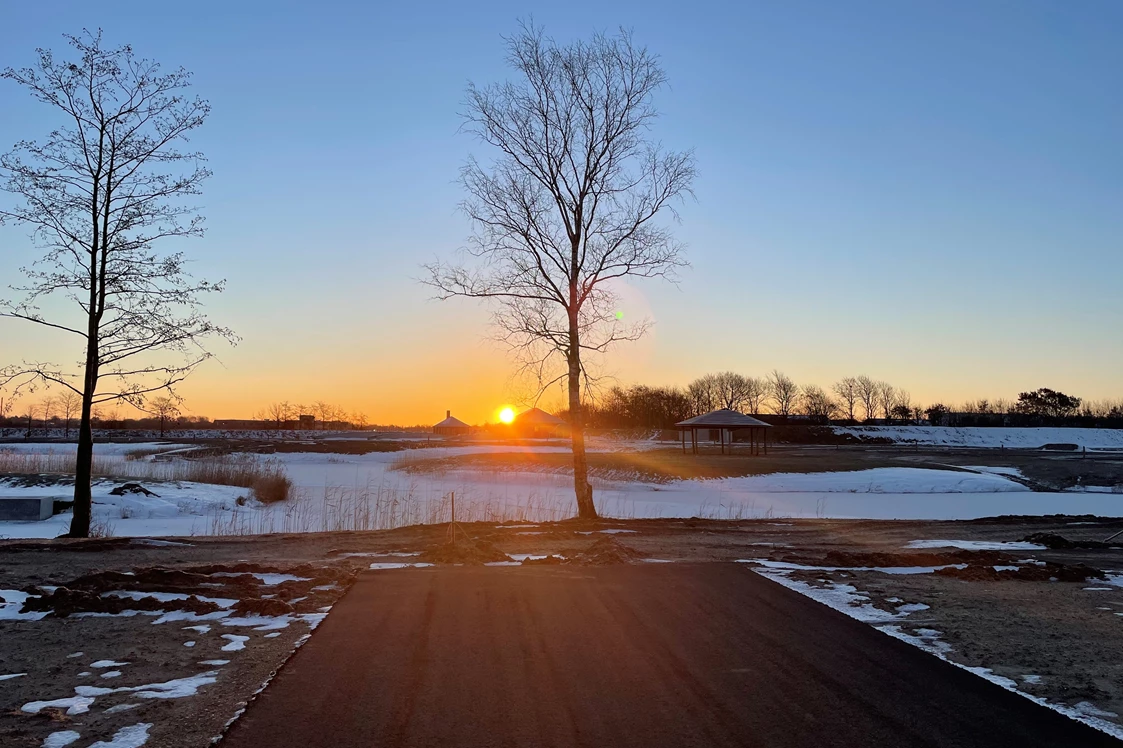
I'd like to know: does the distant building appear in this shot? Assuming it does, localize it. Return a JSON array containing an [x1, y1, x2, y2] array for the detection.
[[298, 414, 315, 430], [513, 407, 566, 438], [433, 410, 471, 437]]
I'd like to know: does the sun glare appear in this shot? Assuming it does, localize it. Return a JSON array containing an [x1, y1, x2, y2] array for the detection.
[[499, 406, 515, 424]]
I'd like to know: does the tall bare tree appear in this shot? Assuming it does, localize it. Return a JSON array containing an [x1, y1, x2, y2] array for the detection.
[[425, 24, 695, 519], [855, 375, 879, 422], [832, 377, 859, 422], [878, 382, 896, 420], [57, 390, 80, 438], [0, 32, 234, 536], [712, 371, 750, 411], [767, 369, 799, 418], [687, 374, 721, 415], [147, 395, 180, 437], [259, 401, 293, 429], [800, 384, 838, 421], [743, 376, 768, 415]]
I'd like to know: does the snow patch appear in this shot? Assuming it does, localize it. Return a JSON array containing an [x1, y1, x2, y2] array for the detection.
[[88, 723, 152, 748], [905, 539, 1046, 551], [22, 696, 95, 715], [221, 635, 249, 652], [43, 731, 82, 748]]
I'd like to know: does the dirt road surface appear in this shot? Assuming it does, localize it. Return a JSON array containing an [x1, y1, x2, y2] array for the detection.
[[219, 563, 1118, 748]]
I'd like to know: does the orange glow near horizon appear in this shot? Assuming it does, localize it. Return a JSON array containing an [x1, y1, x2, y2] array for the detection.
[[498, 406, 515, 424]]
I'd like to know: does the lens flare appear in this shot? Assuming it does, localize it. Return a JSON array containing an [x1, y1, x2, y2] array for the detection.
[[499, 407, 515, 424]]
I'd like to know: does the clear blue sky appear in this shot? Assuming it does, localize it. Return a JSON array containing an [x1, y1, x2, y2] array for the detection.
[[1, 0, 1120, 422]]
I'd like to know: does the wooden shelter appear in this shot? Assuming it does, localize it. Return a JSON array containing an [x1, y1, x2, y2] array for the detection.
[[433, 410, 471, 436], [675, 408, 772, 455], [513, 407, 566, 438]]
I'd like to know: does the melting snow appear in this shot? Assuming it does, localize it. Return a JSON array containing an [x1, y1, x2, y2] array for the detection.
[[0, 672, 26, 681], [91, 660, 129, 668], [88, 722, 152, 748], [22, 696, 95, 715], [104, 703, 141, 714], [740, 559, 965, 575], [368, 562, 433, 570], [100, 671, 123, 679], [199, 659, 229, 666], [0, 590, 49, 621], [221, 635, 249, 652], [905, 540, 1046, 551], [43, 731, 82, 748]]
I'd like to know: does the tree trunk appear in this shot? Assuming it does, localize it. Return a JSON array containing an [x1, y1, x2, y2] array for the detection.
[[70, 322, 100, 537], [71, 393, 94, 537], [568, 317, 597, 520]]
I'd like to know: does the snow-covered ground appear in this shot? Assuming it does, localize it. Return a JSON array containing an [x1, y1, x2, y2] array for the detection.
[[833, 426, 1123, 450], [2, 444, 1121, 539]]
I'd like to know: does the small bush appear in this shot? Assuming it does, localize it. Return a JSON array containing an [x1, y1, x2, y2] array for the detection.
[[251, 472, 293, 504]]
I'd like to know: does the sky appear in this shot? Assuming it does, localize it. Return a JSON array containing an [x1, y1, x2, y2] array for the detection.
[[1, 0, 1120, 425]]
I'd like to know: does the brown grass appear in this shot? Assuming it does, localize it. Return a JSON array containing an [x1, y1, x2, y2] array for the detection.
[[0, 450, 293, 503], [391, 448, 915, 483]]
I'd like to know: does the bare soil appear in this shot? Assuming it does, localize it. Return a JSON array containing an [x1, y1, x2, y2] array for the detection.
[[3, 514, 1123, 744]]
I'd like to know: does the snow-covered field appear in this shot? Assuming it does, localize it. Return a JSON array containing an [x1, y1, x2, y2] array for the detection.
[[833, 426, 1123, 450], [2, 443, 1121, 539]]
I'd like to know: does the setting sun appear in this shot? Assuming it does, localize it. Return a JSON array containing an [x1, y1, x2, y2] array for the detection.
[[498, 407, 515, 424]]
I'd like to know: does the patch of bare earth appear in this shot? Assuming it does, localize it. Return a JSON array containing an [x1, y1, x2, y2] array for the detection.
[[3, 514, 1123, 743]]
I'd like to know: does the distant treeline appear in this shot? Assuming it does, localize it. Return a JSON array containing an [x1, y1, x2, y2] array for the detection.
[[557, 375, 1123, 431]]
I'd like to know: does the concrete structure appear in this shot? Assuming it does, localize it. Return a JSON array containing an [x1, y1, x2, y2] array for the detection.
[[0, 496, 56, 521], [676, 409, 772, 455], [433, 411, 471, 437]]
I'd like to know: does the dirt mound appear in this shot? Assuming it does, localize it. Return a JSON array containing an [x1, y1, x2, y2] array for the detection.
[[234, 597, 295, 616], [22, 587, 221, 618], [567, 537, 647, 565], [108, 482, 160, 497], [1022, 532, 1112, 550], [521, 555, 565, 565], [935, 562, 1105, 583], [418, 539, 512, 565], [787, 549, 1016, 569]]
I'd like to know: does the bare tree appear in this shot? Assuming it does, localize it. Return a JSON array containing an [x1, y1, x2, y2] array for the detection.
[[743, 376, 768, 415], [312, 400, 334, 429], [767, 369, 799, 418], [0, 32, 234, 536], [878, 382, 896, 420], [40, 394, 57, 432], [856, 375, 879, 422], [687, 374, 721, 415], [800, 384, 838, 421], [712, 371, 750, 411], [895, 389, 912, 422], [351, 411, 369, 431], [260, 401, 293, 429], [57, 390, 80, 438], [147, 395, 180, 437], [832, 377, 859, 422], [20, 402, 39, 437], [424, 24, 694, 518]]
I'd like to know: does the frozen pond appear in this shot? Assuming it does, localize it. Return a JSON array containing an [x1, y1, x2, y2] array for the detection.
[[0, 445, 1119, 538]]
